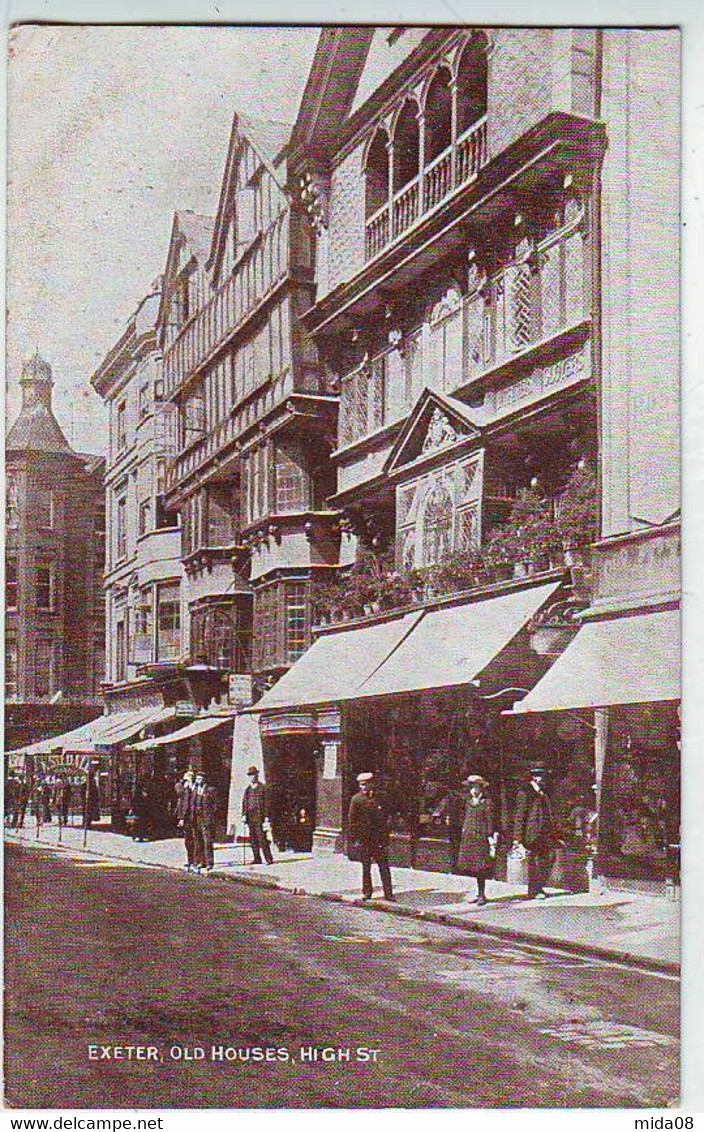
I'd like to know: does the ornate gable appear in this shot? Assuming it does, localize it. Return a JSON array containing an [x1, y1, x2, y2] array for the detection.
[[385, 389, 484, 477]]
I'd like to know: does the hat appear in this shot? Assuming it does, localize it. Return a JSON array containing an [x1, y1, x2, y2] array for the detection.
[[529, 765, 546, 776], [357, 772, 374, 784], [247, 766, 259, 775], [463, 774, 489, 788]]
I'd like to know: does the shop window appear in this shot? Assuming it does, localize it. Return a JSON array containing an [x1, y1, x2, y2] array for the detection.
[[393, 100, 420, 191], [424, 67, 452, 162], [456, 38, 488, 135], [5, 639, 18, 699], [365, 128, 390, 219], [36, 563, 55, 611], [156, 583, 181, 662], [7, 475, 19, 528], [6, 558, 19, 610]]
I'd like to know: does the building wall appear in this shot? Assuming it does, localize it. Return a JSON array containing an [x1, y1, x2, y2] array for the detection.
[[599, 29, 680, 538], [326, 146, 366, 294], [5, 451, 105, 713]]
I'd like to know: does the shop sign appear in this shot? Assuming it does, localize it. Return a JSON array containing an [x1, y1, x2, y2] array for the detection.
[[42, 751, 92, 775], [487, 343, 591, 419], [228, 674, 253, 709], [593, 525, 680, 612], [176, 700, 197, 718]]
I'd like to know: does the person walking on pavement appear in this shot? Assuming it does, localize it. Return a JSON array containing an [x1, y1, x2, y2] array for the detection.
[[192, 771, 218, 874], [242, 766, 273, 865], [457, 775, 499, 906], [512, 765, 557, 899], [348, 772, 395, 902], [175, 769, 196, 872]]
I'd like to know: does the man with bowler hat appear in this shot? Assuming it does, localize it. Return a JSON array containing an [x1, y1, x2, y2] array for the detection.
[[348, 772, 395, 901], [192, 770, 218, 874], [242, 766, 273, 865], [512, 765, 556, 899]]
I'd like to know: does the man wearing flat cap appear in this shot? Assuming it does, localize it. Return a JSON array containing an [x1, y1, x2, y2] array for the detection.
[[512, 765, 556, 899], [242, 765, 273, 865], [348, 772, 394, 901]]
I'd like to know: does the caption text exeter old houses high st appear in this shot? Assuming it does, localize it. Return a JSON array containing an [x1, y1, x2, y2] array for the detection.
[[8, 27, 680, 894]]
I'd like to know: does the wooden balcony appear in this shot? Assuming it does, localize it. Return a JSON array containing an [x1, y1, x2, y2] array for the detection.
[[365, 117, 488, 261]]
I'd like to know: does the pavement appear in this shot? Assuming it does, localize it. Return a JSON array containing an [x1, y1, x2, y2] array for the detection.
[[5, 820, 680, 973]]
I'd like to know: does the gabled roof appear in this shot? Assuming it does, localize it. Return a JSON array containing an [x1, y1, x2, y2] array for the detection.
[[384, 387, 487, 477], [157, 210, 215, 335], [289, 26, 450, 168], [174, 210, 214, 266], [289, 28, 374, 162], [6, 401, 73, 456], [207, 111, 293, 283], [237, 113, 292, 172]]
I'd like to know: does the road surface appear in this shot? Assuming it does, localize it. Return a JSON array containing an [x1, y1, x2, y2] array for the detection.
[[4, 842, 679, 1108]]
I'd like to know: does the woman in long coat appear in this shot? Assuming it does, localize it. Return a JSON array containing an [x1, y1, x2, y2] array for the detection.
[[457, 775, 498, 905]]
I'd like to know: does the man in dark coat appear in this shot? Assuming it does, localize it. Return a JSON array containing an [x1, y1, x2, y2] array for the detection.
[[242, 766, 273, 865], [175, 769, 196, 872], [192, 771, 218, 874], [512, 766, 556, 898], [348, 772, 394, 901]]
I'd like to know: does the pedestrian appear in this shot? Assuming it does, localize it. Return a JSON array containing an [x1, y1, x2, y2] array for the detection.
[[41, 778, 53, 824], [348, 771, 394, 902], [192, 771, 218, 874], [512, 765, 557, 899], [242, 766, 273, 865], [60, 781, 72, 826], [457, 775, 498, 906], [15, 777, 30, 828], [175, 769, 196, 872], [442, 783, 467, 873], [5, 775, 19, 825]]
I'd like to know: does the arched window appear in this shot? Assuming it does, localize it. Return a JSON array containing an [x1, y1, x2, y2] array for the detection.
[[456, 39, 488, 136], [424, 67, 453, 163], [421, 479, 454, 566], [393, 100, 420, 191], [365, 128, 390, 219]]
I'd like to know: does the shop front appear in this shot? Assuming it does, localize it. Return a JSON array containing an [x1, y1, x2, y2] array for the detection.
[[252, 573, 600, 882], [125, 715, 235, 839], [511, 607, 680, 892]]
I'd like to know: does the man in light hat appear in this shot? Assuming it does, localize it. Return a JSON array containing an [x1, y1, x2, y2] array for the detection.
[[348, 772, 394, 901], [242, 766, 273, 865], [512, 766, 556, 898]]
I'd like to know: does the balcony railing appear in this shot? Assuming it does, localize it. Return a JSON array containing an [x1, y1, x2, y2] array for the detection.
[[365, 117, 488, 260]]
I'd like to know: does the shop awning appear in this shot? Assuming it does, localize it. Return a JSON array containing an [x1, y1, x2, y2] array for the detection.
[[510, 608, 680, 713], [355, 580, 562, 699], [251, 610, 424, 712], [8, 706, 176, 758], [127, 715, 233, 751]]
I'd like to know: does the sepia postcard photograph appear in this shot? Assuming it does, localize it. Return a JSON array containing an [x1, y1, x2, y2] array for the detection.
[[2, 10, 694, 1118]]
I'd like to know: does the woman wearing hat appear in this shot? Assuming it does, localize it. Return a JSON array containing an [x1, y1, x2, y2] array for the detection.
[[457, 775, 498, 906]]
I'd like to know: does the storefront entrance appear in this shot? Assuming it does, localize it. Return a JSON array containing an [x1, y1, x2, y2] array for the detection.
[[263, 737, 317, 852]]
